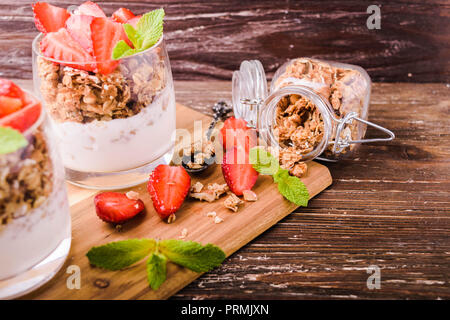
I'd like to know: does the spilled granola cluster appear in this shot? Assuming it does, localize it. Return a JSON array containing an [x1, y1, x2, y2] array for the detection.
[[272, 58, 369, 173], [37, 48, 166, 123], [0, 128, 53, 230]]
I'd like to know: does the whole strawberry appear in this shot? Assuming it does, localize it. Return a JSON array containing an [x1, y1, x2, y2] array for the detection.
[[94, 192, 145, 224], [147, 165, 191, 219]]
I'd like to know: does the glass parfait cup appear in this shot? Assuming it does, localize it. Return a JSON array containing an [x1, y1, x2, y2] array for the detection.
[[0, 92, 71, 299], [232, 58, 395, 163], [32, 34, 176, 189]]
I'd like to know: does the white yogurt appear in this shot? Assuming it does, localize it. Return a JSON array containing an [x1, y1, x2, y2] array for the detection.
[[50, 86, 176, 173]]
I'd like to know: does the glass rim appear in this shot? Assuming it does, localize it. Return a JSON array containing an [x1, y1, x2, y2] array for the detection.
[[32, 32, 164, 65]]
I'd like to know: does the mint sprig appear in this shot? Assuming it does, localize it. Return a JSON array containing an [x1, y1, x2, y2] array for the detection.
[[112, 8, 165, 60], [86, 238, 225, 290], [249, 147, 310, 206], [0, 127, 28, 155]]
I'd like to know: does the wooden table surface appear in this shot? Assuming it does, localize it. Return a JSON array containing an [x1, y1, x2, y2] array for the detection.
[[14, 80, 450, 299], [170, 81, 450, 300]]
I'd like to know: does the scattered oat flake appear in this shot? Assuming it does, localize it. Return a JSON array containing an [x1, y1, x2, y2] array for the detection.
[[167, 213, 176, 224], [126, 191, 140, 200], [179, 228, 188, 239], [206, 211, 217, 218], [214, 216, 224, 224], [242, 190, 258, 201]]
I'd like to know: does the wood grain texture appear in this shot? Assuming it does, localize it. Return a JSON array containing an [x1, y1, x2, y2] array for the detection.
[[12, 80, 450, 299], [22, 104, 332, 300], [0, 0, 449, 82]]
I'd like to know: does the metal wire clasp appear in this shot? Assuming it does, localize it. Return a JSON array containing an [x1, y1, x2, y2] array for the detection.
[[332, 112, 395, 154]]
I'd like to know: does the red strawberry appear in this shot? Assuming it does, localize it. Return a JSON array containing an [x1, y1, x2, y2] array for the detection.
[[147, 165, 191, 219], [94, 192, 145, 224], [32, 2, 71, 33], [91, 17, 129, 74], [0, 97, 22, 118], [0, 79, 26, 104], [65, 14, 94, 54], [127, 16, 141, 28], [40, 28, 96, 72], [111, 8, 135, 23], [75, 1, 106, 17], [222, 147, 259, 196], [0, 101, 42, 132], [220, 117, 257, 151]]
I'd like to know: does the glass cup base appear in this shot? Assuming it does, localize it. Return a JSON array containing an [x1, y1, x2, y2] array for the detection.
[[0, 236, 71, 300], [65, 148, 174, 190]]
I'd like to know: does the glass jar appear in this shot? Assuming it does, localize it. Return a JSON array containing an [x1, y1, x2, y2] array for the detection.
[[233, 58, 394, 162], [32, 34, 176, 189], [0, 92, 71, 299]]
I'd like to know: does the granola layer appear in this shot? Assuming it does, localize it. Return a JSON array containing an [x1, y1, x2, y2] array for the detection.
[[37, 48, 166, 124], [0, 127, 53, 230]]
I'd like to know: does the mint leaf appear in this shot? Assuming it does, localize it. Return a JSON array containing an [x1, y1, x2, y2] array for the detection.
[[159, 240, 226, 273], [277, 173, 309, 206], [112, 40, 136, 60], [112, 8, 164, 60], [86, 239, 156, 270], [0, 127, 27, 155], [273, 167, 289, 184], [123, 24, 139, 48], [146, 252, 167, 290], [249, 147, 280, 175]]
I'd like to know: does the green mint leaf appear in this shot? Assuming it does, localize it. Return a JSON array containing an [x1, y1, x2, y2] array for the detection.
[[276, 173, 310, 207], [112, 40, 136, 60], [123, 24, 139, 48], [159, 240, 226, 273], [249, 147, 280, 175], [86, 239, 156, 270], [273, 167, 289, 184], [136, 8, 164, 49], [146, 252, 167, 290], [0, 127, 28, 155]]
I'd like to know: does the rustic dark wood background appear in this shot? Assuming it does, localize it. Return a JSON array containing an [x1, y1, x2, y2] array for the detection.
[[0, 0, 449, 82], [5, 0, 450, 300]]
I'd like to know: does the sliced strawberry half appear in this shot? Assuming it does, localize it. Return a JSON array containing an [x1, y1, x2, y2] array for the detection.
[[32, 2, 71, 33], [111, 8, 135, 23], [75, 1, 106, 17], [0, 100, 42, 133], [222, 147, 259, 196], [91, 17, 129, 74], [65, 14, 94, 54], [0, 97, 22, 118], [220, 117, 257, 151], [94, 192, 145, 224], [127, 16, 141, 28], [147, 165, 191, 219], [0, 79, 26, 104], [40, 28, 96, 72]]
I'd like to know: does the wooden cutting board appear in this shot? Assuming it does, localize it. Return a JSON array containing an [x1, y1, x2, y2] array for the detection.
[[23, 103, 332, 300]]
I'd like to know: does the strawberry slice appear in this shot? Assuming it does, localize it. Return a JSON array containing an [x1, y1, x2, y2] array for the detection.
[[0, 97, 22, 118], [91, 17, 129, 74], [222, 147, 259, 196], [32, 2, 71, 33], [127, 16, 141, 28], [111, 8, 135, 23], [75, 1, 106, 17], [147, 165, 191, 219], [220, 117, 257, 151], [65, 14, 94, 54], [94, 192, 145, 224], [40, 28, 96, 72], [0, 100, 42, 133], [0, 79, 26, 104]]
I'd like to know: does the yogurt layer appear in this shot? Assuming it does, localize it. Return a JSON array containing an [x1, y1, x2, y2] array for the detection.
[[51, 85, 176, 172]]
